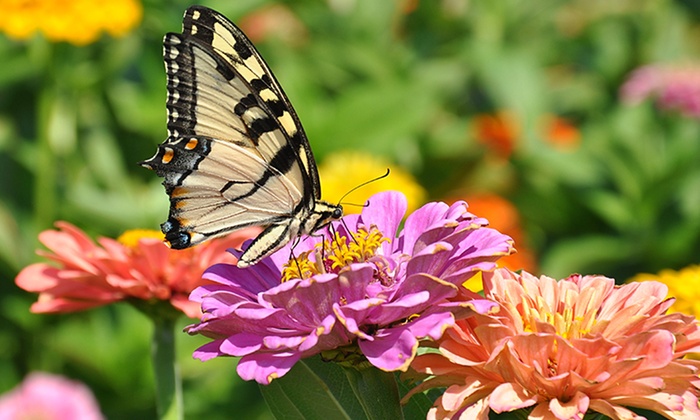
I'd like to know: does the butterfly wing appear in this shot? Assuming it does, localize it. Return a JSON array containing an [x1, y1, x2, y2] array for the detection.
[[141, 6, 322, 250]]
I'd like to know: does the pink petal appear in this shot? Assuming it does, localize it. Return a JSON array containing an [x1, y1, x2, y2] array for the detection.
[[548, 392, 589, 420], [359, 327, 418, 371], [488, 382, 538, 413], [401, 201, 451, 255], [360, 191, 406, 255], [193, 340, 227, 361], [0, 372, 104, 420], [237, 352, 301, 385]]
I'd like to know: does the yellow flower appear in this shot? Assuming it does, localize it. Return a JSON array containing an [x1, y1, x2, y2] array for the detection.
[[116, 229, 163, 248], [318, 151, 426, 214], [1, 0, 142, 45], [629, 265, 700, 317]]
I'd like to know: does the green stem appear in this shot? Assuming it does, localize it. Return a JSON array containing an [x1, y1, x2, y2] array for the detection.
[[152, 316, 183, 420], [35, 78, 57, 229]]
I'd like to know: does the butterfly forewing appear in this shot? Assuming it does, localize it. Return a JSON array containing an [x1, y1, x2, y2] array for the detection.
[[179, 7, 319, 197], [141, 6, 341, 265]]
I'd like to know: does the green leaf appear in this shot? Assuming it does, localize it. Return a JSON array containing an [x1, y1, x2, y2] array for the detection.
[[396, 375, 433, 420], [584, 190, 635, 231], [260, 355, 402, 420]]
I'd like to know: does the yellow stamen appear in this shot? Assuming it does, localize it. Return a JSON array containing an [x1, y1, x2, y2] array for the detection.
[[328, 227, 388, 270], [281, 226, 389, 281], [281, 250, 319, 282], [519, 291, 598, 340]]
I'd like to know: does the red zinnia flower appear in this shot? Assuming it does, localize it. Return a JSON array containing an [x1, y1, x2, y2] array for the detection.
[[16, 222, 256, 318]]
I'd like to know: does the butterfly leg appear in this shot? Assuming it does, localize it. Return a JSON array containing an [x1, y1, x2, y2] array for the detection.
[[338, 218, 359, 246], [287, 236, 304, 278]]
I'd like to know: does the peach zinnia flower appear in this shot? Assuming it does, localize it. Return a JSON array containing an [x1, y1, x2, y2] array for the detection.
[[15, 222, 255, 318], [630, 265, 700, 319], [407, 268, 700, 419]]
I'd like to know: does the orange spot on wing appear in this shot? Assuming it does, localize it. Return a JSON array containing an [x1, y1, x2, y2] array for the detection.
[[171, 187, 188, 197], [162, 148, 174, 164], [185, 138, 198, 150]]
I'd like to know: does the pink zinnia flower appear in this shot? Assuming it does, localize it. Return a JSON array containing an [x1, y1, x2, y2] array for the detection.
[[15, 222, 256, 318], [185, 191, 514, 384], [407, 268, 700, 419], [0, 372, 104, 420], [620, 63, 700, 118]]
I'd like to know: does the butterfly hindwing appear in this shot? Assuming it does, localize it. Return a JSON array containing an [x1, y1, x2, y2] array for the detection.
[[142, 6, 342, 266]]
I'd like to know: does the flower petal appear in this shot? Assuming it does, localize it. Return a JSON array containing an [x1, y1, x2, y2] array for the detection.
[[237, 352, 301, 385], [549, 392, 589, 420], [489, 382, 538, 413], [360, 191, 406, 255], [359, 326, 418, 371]]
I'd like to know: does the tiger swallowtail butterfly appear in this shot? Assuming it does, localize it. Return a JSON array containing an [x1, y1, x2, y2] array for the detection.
[[141, 6, 342, 268]]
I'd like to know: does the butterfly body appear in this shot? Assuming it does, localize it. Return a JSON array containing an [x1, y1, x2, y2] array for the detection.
[[141, 6, 342, 267]]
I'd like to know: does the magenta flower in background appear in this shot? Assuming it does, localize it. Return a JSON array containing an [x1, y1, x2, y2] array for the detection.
[[186, 191, 514, 384], [620, 63, 700, 118], [407, 268, 700, 419], [0, 372, 104, 420]]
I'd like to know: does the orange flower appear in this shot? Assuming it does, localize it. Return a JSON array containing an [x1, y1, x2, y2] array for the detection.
[[473, 112, 517, 159], [544, 114, 580, 150], [15, 222, 257, 318], [473, 111, 580, 158], [450, 194, 536, 274], [237, 4, 306, 45]]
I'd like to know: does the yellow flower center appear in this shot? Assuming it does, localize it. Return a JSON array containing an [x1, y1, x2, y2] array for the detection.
[[281, 226, 388, 281], [117, 229, 164, 249], [518, 288, 599, 340]]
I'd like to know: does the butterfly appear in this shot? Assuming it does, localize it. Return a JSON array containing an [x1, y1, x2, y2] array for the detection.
[[141, 6, 343, 268]]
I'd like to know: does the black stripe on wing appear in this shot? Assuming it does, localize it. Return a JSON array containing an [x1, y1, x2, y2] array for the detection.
[[158, 30, 301, 194], [182, 5, 322, 201]]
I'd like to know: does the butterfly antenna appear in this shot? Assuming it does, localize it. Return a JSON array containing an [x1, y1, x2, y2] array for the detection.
[[334, 169, 390, 246], [336, 168, 390, 205], [341, 201, 369, 209]]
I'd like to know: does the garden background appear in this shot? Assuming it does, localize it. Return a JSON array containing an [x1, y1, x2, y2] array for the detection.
[[1, 0, 699, 418]]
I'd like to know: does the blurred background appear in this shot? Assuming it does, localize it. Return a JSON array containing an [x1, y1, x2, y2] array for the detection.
[[1, 0, 699, 418]]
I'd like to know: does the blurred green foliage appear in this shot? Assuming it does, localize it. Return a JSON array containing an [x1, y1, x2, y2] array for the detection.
[[1, 0, 699, 418]]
